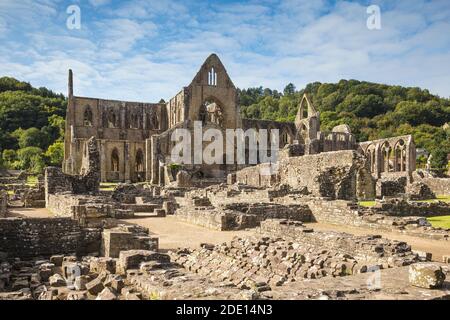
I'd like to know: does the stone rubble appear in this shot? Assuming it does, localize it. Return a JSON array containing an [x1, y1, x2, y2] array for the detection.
[[408, 263, 446, 289]]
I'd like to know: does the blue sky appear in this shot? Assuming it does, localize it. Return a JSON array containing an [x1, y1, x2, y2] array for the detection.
[[0, 0, 449, 101]]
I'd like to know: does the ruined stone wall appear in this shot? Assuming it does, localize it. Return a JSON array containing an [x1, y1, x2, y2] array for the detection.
[[223, 203, 313, 223], [370, 199, 450, 217], [23, 187, 45, 208], [0, 190, 7, 217], [235, 150, 375, 200], [242, 119, 296, 148], [46, 193, 81, 217], [175, 208, 229, 230], [420, 178, 450, 195], [376, 176, 407, 198], [290, 197, 449, 241], [46, 193, 131, 224], [186, 54, 239, 130], [64, 91, 167, 179], [102, 226, 158, 258], [0, 218, 101, 259], [280, 151, 374, 200], [259, 219, 417, 266], [45, 137, 100, 207]]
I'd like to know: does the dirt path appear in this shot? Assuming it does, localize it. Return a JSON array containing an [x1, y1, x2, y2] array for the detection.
[[9, 208, 449, 261], [305, 222, 449, 262], [7, 207, 53, 218], [122, 216, 254, 251]]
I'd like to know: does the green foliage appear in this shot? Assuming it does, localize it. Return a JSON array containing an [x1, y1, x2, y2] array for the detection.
[[15, 127, 51, 149], [168, 163, 183, 171], [427, 216, 450, 229], [2, 149, 17, 168], [45, 141, 64, 166], [239, 79, 450, 161], [430, 149, 449, 175], [0, 77, 66, 173], [16, 147, 44, 171]]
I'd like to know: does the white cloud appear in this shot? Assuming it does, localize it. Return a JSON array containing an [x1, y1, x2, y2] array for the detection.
[[89, 0, 111, 7], [0, 0, 449, 101], [94, 18, 158, 52]]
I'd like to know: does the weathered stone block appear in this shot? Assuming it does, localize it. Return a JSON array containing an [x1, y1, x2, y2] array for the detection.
[[117, 250, 170, 274], [85, 276, 105, 295], [74, 275, 91, 291], [96, 287, 118, 300], [67, 291, 88, 300], [89, 257, 117, 274], [102, 228, 158, 258], [50, 255, 64, 266], [49, 274, 66, 287], [155, 208, 166, 217], [104, 275, 124, 294], [163, 201, 177, 215], [409, 263, 446, 289]]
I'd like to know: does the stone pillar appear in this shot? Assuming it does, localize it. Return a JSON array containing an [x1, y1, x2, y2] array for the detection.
[[332, 133, 337, 151], [145, 139, 152, 182], [150, 136, 159, 184], [120, 103, 126, 129], [124, 141, 131, 183], [374, 145, 381, 178], [406, 141, 416, 182], [100, 140, 107, 182]]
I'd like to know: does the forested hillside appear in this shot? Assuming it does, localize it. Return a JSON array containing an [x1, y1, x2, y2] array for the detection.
[[239, 80, 450, 170], [0, 77, 66, 173], [0, 76, 449, 173]]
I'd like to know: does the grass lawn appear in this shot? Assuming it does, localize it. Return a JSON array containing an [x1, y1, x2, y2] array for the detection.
[[416, 195, 450, 203], [359, 195, 450, 208], [100, 182, 119, 191], [427, 216, 450, 229], [358, 201, 376, 207], [26, 175, 38, 187]]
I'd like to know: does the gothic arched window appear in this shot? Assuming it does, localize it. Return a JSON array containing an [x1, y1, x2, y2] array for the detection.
[[135, 149, 144, 172], [108, 110, 118, 128], [83, 106, 93, 126], [208, 67, 217, 86], [111, 148, 119, 172]]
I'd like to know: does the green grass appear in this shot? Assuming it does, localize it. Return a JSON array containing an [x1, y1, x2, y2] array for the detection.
[[359, 195, 450, 207], [26, 175, 38, 187], [100, 182, 119, 191], [358, 201, 376, 207], [416, 195, 450, 203], [427, 216, 450, 229]]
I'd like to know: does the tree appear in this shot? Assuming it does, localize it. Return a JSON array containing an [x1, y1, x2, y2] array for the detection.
[[29, 154, 47, 174], [2, 149, 17, 168], [16, 147, 44, 171], [47, 115, 65, 141], [0, 129, 17, 151], [0, 77, 32, 93], [15, 127, 50, 149], [283, 83, 296, 96], [430, 149, 449, 176], [45, 141, 64, 166]]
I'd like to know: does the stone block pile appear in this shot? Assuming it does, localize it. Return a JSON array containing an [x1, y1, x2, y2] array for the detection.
[[169, 235, 387, 289]]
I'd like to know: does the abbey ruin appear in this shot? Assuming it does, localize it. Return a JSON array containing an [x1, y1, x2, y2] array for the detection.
[[0, 54, 449, 300]]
